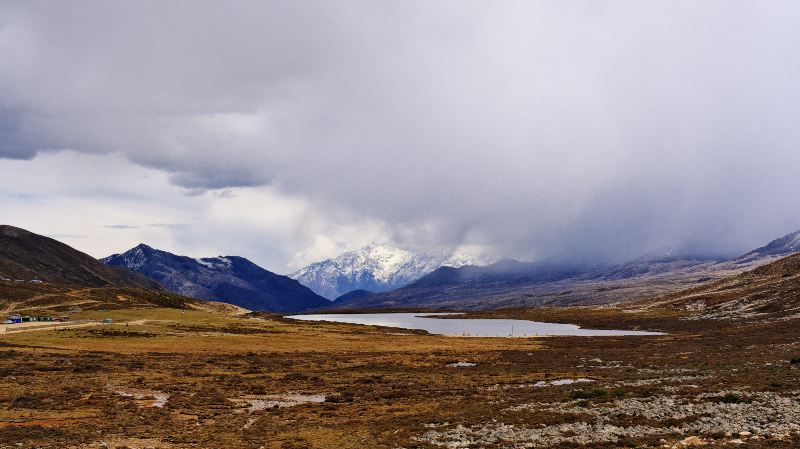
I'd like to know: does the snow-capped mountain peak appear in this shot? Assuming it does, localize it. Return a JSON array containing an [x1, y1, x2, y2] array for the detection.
[[290, 244, 487, 299], [442, 247, 484, 267], [110, 243, 155, 270], [342, 244, 415, 283]]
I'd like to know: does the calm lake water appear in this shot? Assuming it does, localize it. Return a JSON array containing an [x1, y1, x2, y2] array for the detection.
[[284, 313, 663, 337]]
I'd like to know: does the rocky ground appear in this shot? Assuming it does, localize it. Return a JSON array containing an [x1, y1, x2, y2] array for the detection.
[[420, 384, 800, 448]]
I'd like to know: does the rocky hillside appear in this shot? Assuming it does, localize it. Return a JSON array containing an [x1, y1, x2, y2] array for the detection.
[[290, 245, 485, 299], [640, 252, 800, 320], [104, 244, 329, 312]]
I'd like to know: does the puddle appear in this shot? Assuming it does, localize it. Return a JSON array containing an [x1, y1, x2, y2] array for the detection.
[[447, 362, 477, 367], [230, 393, 326, 412], [534, 378, 594, 387], [110, 386, 170, 408]]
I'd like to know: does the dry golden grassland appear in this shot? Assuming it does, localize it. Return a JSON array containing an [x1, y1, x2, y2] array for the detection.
[[2, 307, 800, 448]]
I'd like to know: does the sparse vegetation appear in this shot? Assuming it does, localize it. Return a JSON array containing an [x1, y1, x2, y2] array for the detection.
[[718, 393, 752, 404], [569, 388, 608, 400], [3, 305, 800, 448]]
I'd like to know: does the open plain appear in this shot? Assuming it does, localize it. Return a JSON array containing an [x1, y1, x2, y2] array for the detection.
[[3, 306, 800, 449]]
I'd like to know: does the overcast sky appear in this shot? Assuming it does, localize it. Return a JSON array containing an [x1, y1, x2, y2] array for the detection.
[[2, 1, 800, 273]]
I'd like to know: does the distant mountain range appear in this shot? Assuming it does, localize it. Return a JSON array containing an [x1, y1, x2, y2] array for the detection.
[[332, 229, 800, 310], [5, 222, 800, 315], [290, 244, 486, 299], [103, 244, 329, 312]]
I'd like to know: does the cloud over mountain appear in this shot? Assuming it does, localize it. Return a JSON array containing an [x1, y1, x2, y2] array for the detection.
[[2, 1, 800, 268]]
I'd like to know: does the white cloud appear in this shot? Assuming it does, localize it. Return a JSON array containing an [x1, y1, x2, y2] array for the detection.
[[0, 152, 391, 272], [2, 1, 800, 264]]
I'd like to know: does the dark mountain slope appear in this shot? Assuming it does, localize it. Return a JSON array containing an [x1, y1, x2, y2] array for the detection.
[[0, 225, 162, 289], [333, 289, 375, 303], [332, 259, 595, 309], [103, 244, 330, 313]]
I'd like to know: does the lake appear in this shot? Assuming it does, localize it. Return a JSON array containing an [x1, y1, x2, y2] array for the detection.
[[284, 312, 663, 337]]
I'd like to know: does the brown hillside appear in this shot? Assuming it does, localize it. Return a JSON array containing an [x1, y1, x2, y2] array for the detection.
[[0, 225, 161, 289], [0, 225, 196, 313], [638, 252, 800, 320]]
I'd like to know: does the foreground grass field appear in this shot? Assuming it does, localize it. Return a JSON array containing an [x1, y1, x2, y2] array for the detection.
[[2, 307, 800, 448]]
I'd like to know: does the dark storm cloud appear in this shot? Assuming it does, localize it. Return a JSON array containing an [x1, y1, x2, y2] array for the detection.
[[2, 1, 800, 262]]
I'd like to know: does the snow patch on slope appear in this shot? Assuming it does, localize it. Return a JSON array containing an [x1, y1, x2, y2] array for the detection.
[[196, 257, 232, 269], [119, 247, 148, 270]]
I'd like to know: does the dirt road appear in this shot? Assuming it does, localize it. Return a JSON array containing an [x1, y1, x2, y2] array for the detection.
[[0, 320, 95, 334]]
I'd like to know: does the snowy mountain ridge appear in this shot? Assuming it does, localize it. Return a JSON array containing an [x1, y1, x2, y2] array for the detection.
[[290, 244, 488, 299]]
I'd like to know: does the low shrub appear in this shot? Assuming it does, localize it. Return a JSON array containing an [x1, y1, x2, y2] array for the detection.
[[719, 393, 751, 404], [570, 389, 607, 400]]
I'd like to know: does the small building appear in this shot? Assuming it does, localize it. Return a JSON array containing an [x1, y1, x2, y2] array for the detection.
[[102, 318, 113, 324], [9, 315, 22, 324]]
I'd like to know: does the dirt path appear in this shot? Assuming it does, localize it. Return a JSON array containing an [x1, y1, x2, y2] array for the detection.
[[2, 288, 97, 314], [0, 317, 158, 334], [0, 302, 17, 314]]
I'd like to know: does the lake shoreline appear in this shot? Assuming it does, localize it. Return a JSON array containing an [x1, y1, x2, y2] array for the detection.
[[285, 312, 664, 337]]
